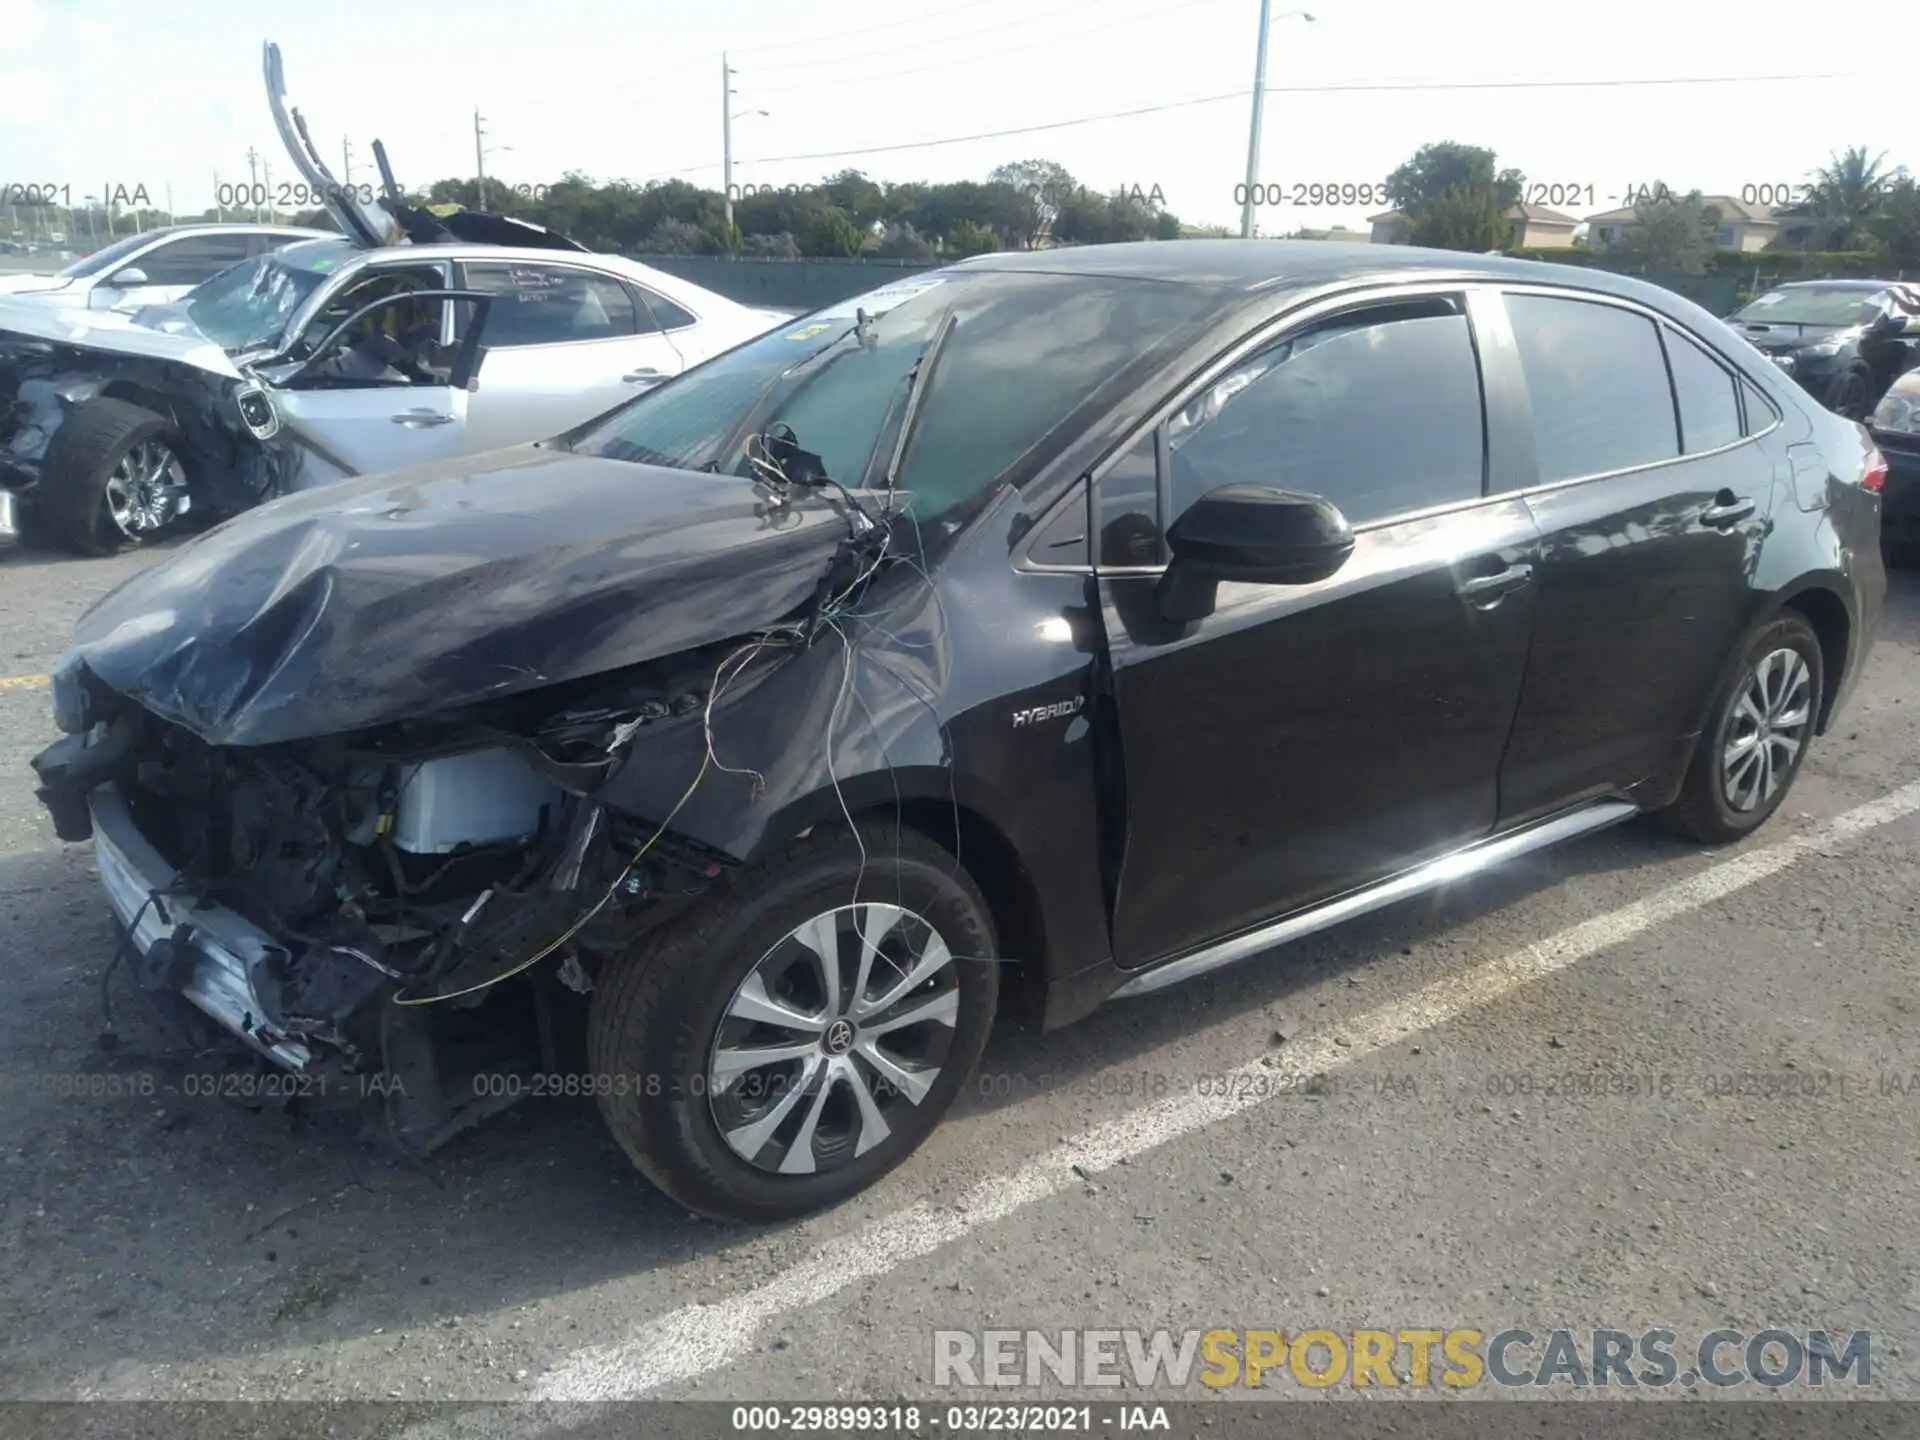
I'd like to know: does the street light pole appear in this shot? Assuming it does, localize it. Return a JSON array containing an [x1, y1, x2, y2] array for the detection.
[[722, 54, 736, 236], [474, 110, 489, 206], [1240, 5, 1315, 239]]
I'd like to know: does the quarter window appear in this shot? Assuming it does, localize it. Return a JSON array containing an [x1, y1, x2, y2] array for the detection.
[[1504, 293, 1678, 484], [1164, 299, 1486, 529], [635, 288, 696, 332], [462, 264, 639, 346], [132, 233, 255, 286], [1662, 326, 1743, 453]]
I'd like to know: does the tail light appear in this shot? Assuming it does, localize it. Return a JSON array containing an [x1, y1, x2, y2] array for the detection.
[[1854, 421, 1887, 492]]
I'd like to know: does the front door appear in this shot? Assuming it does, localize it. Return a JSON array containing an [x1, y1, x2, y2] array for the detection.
[[457, 261, 685, 450], [1098, 292, 1541, 968]]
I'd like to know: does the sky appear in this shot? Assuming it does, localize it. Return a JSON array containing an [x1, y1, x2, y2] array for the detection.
[[0, 0, 1912, 237]]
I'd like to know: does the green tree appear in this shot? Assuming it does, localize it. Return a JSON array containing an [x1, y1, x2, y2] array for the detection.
[[1870, 175, 1920, 270], [989, 159, 1077, 247], [1614, 187, 1718, 274], [799, 206, 865, 257], [945, 220, 999, 257], [1793, 146, 1904, 250], [1385, 142, 1523, 252]]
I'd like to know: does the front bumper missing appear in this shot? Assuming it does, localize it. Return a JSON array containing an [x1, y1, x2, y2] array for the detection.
[[90, 783, 313, 1070]]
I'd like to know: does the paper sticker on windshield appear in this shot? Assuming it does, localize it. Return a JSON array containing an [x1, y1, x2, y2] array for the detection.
[[815, 276, 947, 320], [785, 322, 835, 341]]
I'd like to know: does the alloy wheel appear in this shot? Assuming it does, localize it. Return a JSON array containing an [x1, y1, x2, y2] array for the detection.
[[708, 903, 961, 1176], [1721, 647, 1813, 813], [103, 439, 189, 538]]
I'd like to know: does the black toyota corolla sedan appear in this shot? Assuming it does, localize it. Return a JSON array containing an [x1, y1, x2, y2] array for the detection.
[[30, 242, 1887, 1223]]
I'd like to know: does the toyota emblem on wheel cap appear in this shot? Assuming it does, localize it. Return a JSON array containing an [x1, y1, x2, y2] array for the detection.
[[823, 1019, 856, 1055]]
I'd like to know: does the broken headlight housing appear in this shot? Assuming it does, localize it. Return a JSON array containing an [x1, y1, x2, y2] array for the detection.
[[234, 384, 280, 440]]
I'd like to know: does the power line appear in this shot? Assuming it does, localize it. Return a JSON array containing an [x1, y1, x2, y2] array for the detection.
[[645, 73, 1854, 179]]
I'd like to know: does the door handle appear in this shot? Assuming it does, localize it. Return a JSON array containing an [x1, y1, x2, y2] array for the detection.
[[622, 369, 664, 382], [1456, 562, 1533, 603], [391, 409, 456, 427], [1698, 493, 1757, 528]]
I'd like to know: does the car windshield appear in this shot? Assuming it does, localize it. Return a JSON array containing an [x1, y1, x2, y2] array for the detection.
[[55, 231, 155, 280], [1733, 287, 1892, 328], [569, 269, 1227, 527], [182, 238, 358, 354]]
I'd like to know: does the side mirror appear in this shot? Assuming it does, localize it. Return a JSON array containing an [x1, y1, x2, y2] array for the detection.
[[108, 267, 149, 288], [1158, 484, 1355, 624]]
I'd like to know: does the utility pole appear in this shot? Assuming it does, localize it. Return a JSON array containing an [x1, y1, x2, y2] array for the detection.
[[474, 109, 489, 208], [246, 146, 262, 222], [263, 161, 275, 223], [1239, 5, 1316, 239], [165, 182, 174, 225], [722, 54, 736, 237], [214, 170, 226, 222], [343, 137, 353, 185]]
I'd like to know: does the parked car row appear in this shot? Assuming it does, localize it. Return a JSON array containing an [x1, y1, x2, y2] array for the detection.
[[0, 44, 786, 555]]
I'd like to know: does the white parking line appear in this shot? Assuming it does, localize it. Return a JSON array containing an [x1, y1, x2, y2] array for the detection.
[[535, 779, 1920, 1402]]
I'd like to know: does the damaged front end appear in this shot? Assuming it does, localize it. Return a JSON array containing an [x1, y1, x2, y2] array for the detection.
[[30, 450, 866, 1149], [35, 652, 742, 1149], [0, 303, 292, 539]]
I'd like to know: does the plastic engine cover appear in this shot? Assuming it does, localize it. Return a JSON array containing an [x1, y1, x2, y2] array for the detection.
[[390, 748, 564, 854]]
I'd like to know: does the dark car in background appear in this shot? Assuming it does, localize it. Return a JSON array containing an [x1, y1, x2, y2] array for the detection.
[[1868, 366, 1920, 562], [30, 242, 1886, 1224], [1726, 280, 1920, 419]]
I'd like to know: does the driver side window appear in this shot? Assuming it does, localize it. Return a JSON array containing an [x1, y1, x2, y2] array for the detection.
[[1165, 297, 1487, 531]]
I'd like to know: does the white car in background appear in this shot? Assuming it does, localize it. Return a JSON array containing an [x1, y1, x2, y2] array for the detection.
[[0, 224, 329, 310], [0, 44, 784, 555]]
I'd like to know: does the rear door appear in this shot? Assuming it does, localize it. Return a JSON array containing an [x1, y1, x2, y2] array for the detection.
[[1481, 288, 1781, 824], [456, 260, 686, 449], [1098, 288, 1543, 967]]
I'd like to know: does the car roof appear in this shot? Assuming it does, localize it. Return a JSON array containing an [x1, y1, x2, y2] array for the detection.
[[947, 239, 1704, 309], [1770, 279, 1900, 290], [137, 222, 332, 239]]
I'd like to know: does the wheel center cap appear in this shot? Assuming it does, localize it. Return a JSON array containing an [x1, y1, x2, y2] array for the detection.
[[823, 1018, 856, 1056]]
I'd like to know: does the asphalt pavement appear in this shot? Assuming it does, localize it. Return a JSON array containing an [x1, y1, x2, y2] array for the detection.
[[0, 535, 1917, 1421]]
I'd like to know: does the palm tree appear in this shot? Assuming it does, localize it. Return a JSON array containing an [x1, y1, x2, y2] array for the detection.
[[1796, 146, 1905, 250]]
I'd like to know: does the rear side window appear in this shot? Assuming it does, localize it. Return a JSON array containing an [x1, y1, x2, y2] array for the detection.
[[135, 233, 255, 285], [1662, 326, 1743, 453], [1742, 377, 1781, 436], [463, 263, 638, 346], [1163, 299, 1486, 528], [634, 287, 697, 332], [1505, 294, 1678, 484]]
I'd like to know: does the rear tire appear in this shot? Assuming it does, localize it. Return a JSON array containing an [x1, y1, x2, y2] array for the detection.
[[38, 398, 190, 557], [589, 823, 999, 1224], [1656, 611, 1824, 844]]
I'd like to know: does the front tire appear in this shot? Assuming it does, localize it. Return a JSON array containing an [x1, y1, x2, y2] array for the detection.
[[1657, 611, 1824, 844], [38, 398, 191, 556], [589, 824, 999, 1224]]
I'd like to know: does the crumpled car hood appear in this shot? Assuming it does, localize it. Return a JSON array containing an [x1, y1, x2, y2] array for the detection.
[[0, 295, 240, 376], [68, 444, 855, 747]]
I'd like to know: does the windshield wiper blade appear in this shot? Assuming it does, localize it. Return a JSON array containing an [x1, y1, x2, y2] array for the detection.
[[873, 310, 957, 494]]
